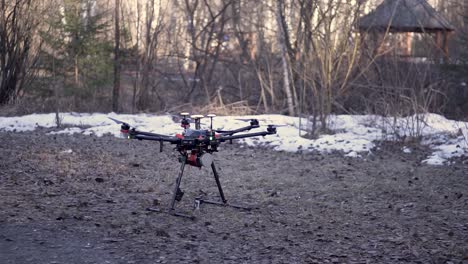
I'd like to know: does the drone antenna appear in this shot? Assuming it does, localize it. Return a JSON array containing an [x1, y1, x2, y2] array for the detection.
[[207, 114, 216, 131], [191, 114, 204, 130]]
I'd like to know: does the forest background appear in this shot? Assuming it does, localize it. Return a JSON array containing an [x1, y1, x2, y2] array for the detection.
[[1, 0, 468, 136]]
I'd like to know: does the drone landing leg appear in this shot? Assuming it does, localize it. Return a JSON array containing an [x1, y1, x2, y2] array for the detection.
[[212, 162, 227, 203], [147, 155, 195, 220], [170, 156, 186, 210], [166, 156, 196, 219], [195, 162, 252, 211]]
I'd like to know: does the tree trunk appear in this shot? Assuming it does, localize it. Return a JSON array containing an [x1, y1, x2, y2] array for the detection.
[[132, 0, 141, 114], [53, 53, 61, 128], [137, 0, 155, 110], [275, 0, 295, 116], [113, 0, 121, 112], [74, 55, 79, 86]]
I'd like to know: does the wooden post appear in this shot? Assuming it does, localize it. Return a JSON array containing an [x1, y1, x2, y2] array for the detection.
[[435, 31, 442, 60], [406, 32, 412, 57], [359, 30, 367, 54], [371, 31, 384, 56], [442, 31, 451, 62], [249, 32, 257, 60]]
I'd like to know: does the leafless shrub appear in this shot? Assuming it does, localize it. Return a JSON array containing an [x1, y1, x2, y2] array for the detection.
[[0, 0, 42, 105], [303, 1, 365, 135], [198, 100, 254, 116], [352, 55, 449, 140]]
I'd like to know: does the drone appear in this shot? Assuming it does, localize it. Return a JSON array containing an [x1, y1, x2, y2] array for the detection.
[[109, 113, 278, 219]]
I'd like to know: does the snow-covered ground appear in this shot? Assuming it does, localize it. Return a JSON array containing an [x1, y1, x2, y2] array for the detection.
[[0, 112, 467, 166]]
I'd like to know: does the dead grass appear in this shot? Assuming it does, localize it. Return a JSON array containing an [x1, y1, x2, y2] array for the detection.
[[167, 100, 255, 116], [198, 100, 254, 116]]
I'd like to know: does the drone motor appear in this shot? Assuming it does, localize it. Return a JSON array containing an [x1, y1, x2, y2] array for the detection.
[[180, 112, 191, 129], [120, 123, 131, 139]]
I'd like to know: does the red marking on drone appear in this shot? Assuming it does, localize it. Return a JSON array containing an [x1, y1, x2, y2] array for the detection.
[[187, 152, 200, 167]]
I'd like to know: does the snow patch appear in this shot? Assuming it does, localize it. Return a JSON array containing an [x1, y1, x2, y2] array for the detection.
[[60, 149, 73, 154], [402, 147, 412, 154], [1, 113, 467, 166]]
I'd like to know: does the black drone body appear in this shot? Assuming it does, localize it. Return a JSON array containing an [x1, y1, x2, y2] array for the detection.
[[111, 113, 277, 219]]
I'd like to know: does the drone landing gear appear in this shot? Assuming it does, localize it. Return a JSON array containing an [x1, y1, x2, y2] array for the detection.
[[148, 156, 252, 219], [194, 198, 252, 211], [194, 163, 253, 211]]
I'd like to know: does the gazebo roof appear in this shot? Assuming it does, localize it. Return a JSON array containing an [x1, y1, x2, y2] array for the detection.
[[358, 0, 454, 33]]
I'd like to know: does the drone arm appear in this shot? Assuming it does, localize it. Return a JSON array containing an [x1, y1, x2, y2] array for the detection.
[[215, 125, 259, 136], [219, 130, 275, 142], [133, 130, 172, 138], [132, 134, 180, 144], [215, 119, 260, 136]]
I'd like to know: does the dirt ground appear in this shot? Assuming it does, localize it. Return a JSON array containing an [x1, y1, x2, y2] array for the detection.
[[0, 130, 467, 264]]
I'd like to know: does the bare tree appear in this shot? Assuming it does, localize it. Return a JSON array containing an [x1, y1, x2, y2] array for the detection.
[[0, 0, 38, 105], [4, 0, 461, 119], [132, 0, 142, 113], [136, 0, 165, 110], [295, 0, 364, 133], [178, 0, 233, 104]]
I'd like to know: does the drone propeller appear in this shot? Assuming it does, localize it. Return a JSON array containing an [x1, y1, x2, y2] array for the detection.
[[191, 114, 204, 119], [175, 112, 209, 130], [235, 118, 258, 122], [108, 117, 130, 126], [234, 118, 259, 127], [265, 124, 289, 128], [264, 124, 290, 133], [108, 117, 133, 130], [236, 118, 288, 127], [108, 117, 133, 139]]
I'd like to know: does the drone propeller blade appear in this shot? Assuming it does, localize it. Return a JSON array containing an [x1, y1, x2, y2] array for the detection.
[[185, 118, 207, 124], [234, 118, 259, 127], [108, 117, 129, 125], [266, 124, 289, 128], [235, 118, 257, 122], [235, 119, 289, 127], [191, 114, 204, 119]]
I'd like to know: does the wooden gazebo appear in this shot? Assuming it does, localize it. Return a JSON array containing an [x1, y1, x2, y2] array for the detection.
[[358, 0, 455, 59]]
